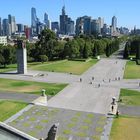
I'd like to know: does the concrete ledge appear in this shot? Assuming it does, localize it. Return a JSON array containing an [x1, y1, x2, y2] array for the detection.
[[0, 122, 37, 140], [32, 96, 47, 106]]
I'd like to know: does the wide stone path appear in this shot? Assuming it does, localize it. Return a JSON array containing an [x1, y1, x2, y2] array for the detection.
[[0, 91, 40, 103], [48, 59, 126, 114]]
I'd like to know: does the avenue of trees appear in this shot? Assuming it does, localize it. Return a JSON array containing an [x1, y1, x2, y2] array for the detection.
[[123, 36, 140, 64], [0, 29, 123, 67]]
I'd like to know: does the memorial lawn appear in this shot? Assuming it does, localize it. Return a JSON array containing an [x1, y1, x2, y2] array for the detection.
[[120, 89, 140, 106], [0, 78, 67, 95], [29, 59, 98, 75], [0, 100, 27, 122], [110, 116, 140, 140], [124, 61, 140, 79], [0, 64, 17, 73]]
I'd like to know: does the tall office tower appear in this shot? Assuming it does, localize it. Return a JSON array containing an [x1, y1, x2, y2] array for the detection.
[[8, 14, 16, 35], [83, 16, 91, 35], [51, 22, 59, 33], [17, 24, 24, 32], [44, 13, 51, 29], [0, 18, 1, 36], [112, 16, 117, 32], [76, 16, 91, 35], [98, 17, 104, 33], [3, 19, 9, 36], [31, 7, 38, 36], [60, 6, 68, 34], [67, 19, 75, 35], [75, 17, 84, 35], [91, 19, 100, 35]]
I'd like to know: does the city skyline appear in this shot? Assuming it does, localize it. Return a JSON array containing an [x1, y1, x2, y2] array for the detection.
[[0, 0, 140, 29]]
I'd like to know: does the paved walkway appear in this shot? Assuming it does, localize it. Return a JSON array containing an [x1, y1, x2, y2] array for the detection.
[[48, 59, 126, 114], [0, 91, 40, 103]]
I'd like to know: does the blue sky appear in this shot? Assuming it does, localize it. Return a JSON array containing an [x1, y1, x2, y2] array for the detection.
[[0, 0, 140, 29]]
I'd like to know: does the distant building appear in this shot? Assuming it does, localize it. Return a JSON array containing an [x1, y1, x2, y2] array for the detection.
[[0, 36, 7, 45], [102, 24, 110, 35], [17, 24, 24, 32], [98, 17, 104, 34], [31, 7, 39, 36], [44, 13, 51, 29], [59, 6, 74, 35], [91, 19, 100, 35], [8, 14, 16, 35], [51, 22, 59, 33], [25, 27, 31, 39], [76, 16, 91, 35], [75, 17, 84, 35], [112, 16, 117, 33], [2, 19, 9, 36], [0, 17, 2, 36]]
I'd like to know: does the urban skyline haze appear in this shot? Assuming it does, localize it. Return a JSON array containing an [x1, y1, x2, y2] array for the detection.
[[0, 0, 140, 29]]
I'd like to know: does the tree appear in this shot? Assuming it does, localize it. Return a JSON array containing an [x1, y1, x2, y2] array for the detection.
[[83, 45, 88, 58], [123, 42, 129, 59], [136, 41, 140, 59], [106, 44, 111, 57], [39, 55, 48, 63]]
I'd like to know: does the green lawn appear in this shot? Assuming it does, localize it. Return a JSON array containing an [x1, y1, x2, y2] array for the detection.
[[0, 59, 98, 75], [110, 116, 140, 140], [0, 64, 17, 73], [0, 100, 27, 122], [120, 89, 140, 106], [124, 61, 140, 79], [29, 59, 98, 75], [0, 78, 67, 95]]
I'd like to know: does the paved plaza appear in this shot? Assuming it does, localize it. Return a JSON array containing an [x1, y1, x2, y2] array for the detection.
[[0, 48, 140, 139]]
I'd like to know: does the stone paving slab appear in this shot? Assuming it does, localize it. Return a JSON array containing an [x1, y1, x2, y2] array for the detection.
[[7, 105, 108, 140], [0, 91, 40, 103]]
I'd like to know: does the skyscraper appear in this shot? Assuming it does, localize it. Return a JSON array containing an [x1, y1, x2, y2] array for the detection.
[[44, 13, 51, 29], [60, 6, 68, 34], [3, 19, 9, 36], [8, 14, 16, 35], [0, 17, 2, 36], [112, 16, 117, 32], [75, 17, 84, 35], [91, 19, 100, 35], [98, 17, 104, 34], [17, 24, 24, 32], [31, 7, 38, 36], [51, 22, 59, 33], [76, 16, 91, 35], [59, 6, 74, 35]]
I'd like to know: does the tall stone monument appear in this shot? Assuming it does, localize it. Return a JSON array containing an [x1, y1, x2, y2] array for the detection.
[[17, 40, 27, 74]]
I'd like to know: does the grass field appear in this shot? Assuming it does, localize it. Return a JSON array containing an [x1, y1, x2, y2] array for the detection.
[[0, 100, 27, 122], [124, 61, 140, 79], [0, 59, 98, 75], [29, 59, 98, 75], [110, 116, 140, 140], [0, 64, 17, 73], [120, 89, 140, 106], [0, 78, 67, 95]]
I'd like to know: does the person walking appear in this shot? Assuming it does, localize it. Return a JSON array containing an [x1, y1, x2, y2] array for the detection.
[[111, 105, 114, 112]]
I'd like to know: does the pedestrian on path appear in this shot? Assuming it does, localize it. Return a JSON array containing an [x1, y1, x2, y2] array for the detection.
[[111, 105, 114, 112], [139, 82, 140, 87], [80, 78, 82, 82], [98, 84, 100, 88], [116, 110, 120, 118], [92, 77, 94, 80]]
